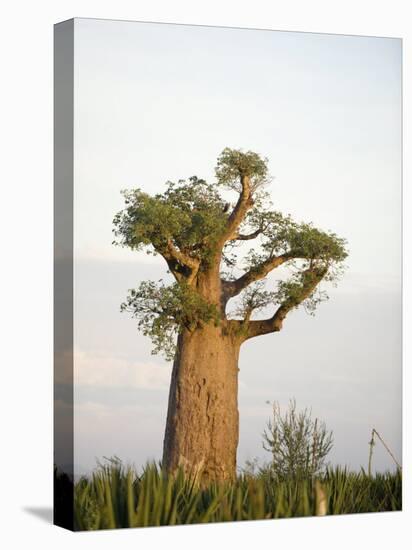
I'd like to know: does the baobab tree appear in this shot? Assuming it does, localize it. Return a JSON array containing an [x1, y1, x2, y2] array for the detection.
[[113, 148, 347, 484]]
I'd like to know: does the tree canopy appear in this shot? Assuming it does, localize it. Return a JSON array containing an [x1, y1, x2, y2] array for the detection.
[[113, 148, 348, 359]]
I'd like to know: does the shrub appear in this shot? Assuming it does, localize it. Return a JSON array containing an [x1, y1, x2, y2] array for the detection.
[[262, 399, 333, 480]]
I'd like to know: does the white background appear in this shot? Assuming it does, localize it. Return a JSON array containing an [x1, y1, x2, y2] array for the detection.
[[0, 1, 410, 549]]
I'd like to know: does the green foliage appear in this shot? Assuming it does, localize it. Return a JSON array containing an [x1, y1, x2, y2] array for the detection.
[[233, 281, 277, 319], [113, 148, 349, 357], [215, 147, 270, 191], [274, 269, 329, 315], [121, 280, 220, 360], [113, 177, 228, 262], [243, 210, 347, 268], [73, 460, 402, 530], [113, 189, 182, 251], [235, 210, 347, 314], [285, 223, 347, 264], [324, 466, 402, 515], [262, 400, 334, 480], [161, 177, 229, 257]]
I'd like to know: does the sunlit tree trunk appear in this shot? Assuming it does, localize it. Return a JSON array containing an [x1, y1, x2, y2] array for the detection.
[[162, 325, 241, 484]]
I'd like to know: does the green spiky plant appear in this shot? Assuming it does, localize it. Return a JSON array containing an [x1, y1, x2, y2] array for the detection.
[[72, 459, 401, 530]]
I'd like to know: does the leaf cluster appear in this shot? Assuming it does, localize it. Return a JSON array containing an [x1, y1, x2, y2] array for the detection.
[[121, 280, 220, 360], [215, 147, 270, 192], [274, 269, 328, 315], [242, 210, 347, 266], [113, 177, 228, 264]]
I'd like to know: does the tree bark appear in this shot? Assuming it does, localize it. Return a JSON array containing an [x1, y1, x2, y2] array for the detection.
[[162, 324, 240, 484]]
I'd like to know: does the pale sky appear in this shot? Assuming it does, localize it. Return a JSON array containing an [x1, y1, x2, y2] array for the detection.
[[68, 18, 401, 475]]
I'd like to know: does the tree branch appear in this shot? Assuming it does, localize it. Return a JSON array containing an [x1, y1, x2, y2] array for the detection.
[[166, 239, 199, 270], [220, 175, 254, 244], [243, 267, 327, 340], [231, 227, 264, 241], [222, 252, 294, 300], [163, 257, 185, 283], [157, 240, 200, 285]]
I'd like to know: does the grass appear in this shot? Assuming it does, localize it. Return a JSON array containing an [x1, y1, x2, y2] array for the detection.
[[63, 460, 402, 530]]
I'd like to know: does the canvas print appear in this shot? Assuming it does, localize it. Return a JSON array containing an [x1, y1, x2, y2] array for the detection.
[[54, 18, 402, 530]]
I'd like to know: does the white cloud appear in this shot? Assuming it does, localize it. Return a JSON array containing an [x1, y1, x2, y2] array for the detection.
[[74, 349, 172, 390]]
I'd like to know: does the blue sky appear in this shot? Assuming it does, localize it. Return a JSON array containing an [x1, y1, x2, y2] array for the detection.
[[67, 18, 401, 475]]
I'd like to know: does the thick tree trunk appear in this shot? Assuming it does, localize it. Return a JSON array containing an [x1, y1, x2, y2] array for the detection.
[[162, 324, 240, 484]]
